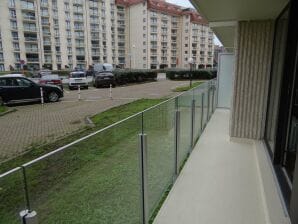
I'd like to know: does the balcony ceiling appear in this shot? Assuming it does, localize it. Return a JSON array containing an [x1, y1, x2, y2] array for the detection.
[[190, 0, 289, 48]]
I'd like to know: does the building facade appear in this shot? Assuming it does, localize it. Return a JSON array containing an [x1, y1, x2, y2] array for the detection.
[[117, 0, 214, 69], [0, 0, 214, 71]]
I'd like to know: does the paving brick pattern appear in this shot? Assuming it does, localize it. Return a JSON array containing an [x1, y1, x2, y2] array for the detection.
[[0, 80, 188, 162]]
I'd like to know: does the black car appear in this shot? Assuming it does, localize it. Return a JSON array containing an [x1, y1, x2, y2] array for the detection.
[[0, 75, 63, 105], [92, 63, 116, 88], [93, 72, 116, 88]]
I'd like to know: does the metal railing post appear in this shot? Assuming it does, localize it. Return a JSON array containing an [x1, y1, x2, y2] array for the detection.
[[138, 132, 148, 224], [190, 99, 195, 149], [212, 85, 215, 113], [207, 87, 210, 121], [20, 166, 38, 224], [201, 93, 204, 132], [174, 99, 180, 178]]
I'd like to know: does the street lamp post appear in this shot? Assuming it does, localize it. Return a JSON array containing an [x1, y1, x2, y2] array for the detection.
[[188, 58, 194, 88], [132, 44, 136, 69]]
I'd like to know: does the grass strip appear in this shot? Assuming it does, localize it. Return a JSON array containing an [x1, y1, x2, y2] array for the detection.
[[173, 81, 205, 92]]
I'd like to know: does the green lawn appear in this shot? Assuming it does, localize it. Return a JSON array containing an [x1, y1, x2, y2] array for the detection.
[[0, 98, 182, 224], [173, 81, 205, 92], [0, 106, 7, 113]]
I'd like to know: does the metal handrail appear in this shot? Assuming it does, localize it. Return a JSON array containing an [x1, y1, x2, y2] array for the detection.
[[0, 79, 217, 222], [0, 82, 215, 172]]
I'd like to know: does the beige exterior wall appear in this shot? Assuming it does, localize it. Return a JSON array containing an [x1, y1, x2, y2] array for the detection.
[[128, 2, 215, 69], [230, 20, 274, 139]]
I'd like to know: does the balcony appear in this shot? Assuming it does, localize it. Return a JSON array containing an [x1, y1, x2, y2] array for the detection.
[[40, 2, 49, 7], [26, 48, 38, 53], [154, 109, 275, 224], [91, 51, 100, 56], [43, 41, 51, 45], [42, 32, 51, 36], [73, 0, 83, 5], [23, 27, 37, 32], [41, 13, 50, 18], [44, 58, 52, 63], [25, 37, 38, 42], [41, 22, 50, 27], [0, 81, 217, 220], [77, 60, 85, 64], [44, 50, 52, 54], [75, 35, 85, 39], [23, 15, 36, 21], [21, 5, 35, 11], [26, 58, 39, 62], [91, 44, 100, 48]]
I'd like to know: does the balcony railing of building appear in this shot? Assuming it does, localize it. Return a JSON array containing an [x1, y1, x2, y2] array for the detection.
[[24, 27, 37, 32], [73, 0, 83, 5], [21, 5, 35, 11], [40, 2, 49, 8], [0, 80, 217, 224], [25, 48, 38, 53], [43, 40, 51, 45], [26, 58, 39, 62], [23, 15, 36, 21]]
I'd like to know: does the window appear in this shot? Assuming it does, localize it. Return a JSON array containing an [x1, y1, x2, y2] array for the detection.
[[8, 0, 15, 7], [9, 9, 16, 18], [15, 78, 32, 87], [11, 31, 18, 40], [10, 21, 17, 29], [265, 8, 289, 153]]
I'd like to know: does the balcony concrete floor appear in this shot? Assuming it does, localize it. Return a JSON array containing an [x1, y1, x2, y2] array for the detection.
[[153, 109, 286, 224]]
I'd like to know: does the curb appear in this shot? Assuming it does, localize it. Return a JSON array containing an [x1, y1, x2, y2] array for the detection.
[[0, 108, 17, 117]]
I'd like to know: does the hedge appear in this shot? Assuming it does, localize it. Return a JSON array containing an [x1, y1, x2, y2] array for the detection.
[[113, 69, 157, 84], [166, 69, 217, 80]]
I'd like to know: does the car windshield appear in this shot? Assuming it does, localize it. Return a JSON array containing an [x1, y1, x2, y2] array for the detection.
[[70, 73, 85, 78], [41, 75, 60, 80], [103, 64, 113, 72]]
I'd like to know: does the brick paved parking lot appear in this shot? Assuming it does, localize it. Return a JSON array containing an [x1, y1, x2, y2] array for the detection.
[[0, 79, 188, 162]]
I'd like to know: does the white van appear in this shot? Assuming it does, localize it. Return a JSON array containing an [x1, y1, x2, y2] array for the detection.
[[68, 71, 88, 90]]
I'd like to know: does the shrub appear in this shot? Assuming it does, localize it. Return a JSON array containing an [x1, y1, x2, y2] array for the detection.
[[52, 70, 70, 76], [166, 69, 217, 80], [113, 69, 157, 85]]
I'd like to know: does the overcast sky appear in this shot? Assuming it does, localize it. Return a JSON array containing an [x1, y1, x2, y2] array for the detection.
[[166, 0, 194, 8], [166, 0, 223, 46]]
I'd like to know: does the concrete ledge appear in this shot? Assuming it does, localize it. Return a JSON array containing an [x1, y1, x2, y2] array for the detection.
[[254, 140, 291, 224]]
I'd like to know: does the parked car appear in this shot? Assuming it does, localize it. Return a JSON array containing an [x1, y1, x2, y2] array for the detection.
[[39, 74, 63, 90], [0, 75, 63, 104], [92, 63, 116, 88], [32, 69, 52, 78], [68, 71, 88, 90]]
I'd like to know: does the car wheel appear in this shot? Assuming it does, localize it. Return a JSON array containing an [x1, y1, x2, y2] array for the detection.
[[47, 91, 59, 102], [95, 83, 100, 88], [85, 86, 89, 89]]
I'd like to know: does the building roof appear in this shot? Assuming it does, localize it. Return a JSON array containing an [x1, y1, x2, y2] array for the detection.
[[115, 0, 208, 25], [147, 0, 184, 16], [182, 9, 208, 25]]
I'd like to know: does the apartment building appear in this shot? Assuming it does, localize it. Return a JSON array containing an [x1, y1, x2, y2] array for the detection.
[[0, 0, 127, 71], [117, 0, 214, 69], [0, 0, 214, 71]]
